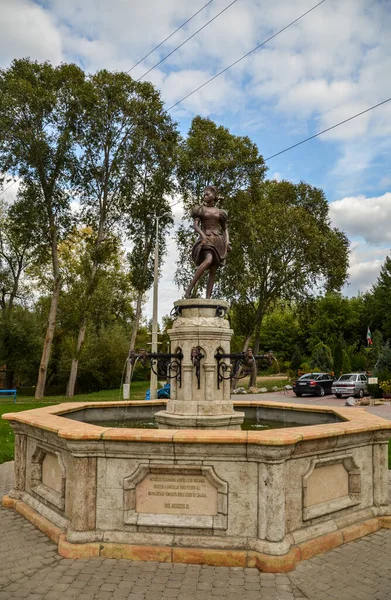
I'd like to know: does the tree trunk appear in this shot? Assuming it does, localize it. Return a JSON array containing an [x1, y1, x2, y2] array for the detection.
[[35, 279, 61, 399], [242, 333, 253, 352], [66, 319, 87, 397], [65, 208, 105, 397], [124, 291, 143, 385], [5, 369, 14, 389]]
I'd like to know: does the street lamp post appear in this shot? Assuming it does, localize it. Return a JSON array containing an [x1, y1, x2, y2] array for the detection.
[[150, 216, 159, 400], [149, 213, 170, 400]]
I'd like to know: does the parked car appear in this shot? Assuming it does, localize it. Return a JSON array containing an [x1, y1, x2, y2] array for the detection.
[[293, 373, 335, 397], [331, 373, 368, 398]]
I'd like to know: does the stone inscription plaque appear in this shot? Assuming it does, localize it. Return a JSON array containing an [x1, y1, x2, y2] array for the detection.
[[136, 473, 218, 516]]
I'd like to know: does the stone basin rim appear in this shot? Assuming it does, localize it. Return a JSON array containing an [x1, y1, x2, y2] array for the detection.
[[3, 400, 391, 443]]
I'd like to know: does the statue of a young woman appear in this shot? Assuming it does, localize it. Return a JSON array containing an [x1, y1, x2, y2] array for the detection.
[[185, 186, 230, 299]]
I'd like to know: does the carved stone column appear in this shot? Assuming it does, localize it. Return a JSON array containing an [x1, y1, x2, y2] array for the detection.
[[155, 299, 244, 429], [69, 456, 97, 532]]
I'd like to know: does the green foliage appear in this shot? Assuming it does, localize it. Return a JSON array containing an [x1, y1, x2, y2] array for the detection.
[[290, 345, 303, 372], [175, 116, 266, 294], [259, 306, 301, 360], [221, 181, 349, 353], [368, 257, 391, 339], [374, 342, 391, 382], [310, 342, 333, 372], [350, 347, 367, 372], [298, 293, 366, 352], [333, 335, 344, 377], [341, 350, 352, 374], [0, 307, 43, 386]]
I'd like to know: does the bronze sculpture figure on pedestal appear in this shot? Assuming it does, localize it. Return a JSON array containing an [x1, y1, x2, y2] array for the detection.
[[185, 186, 230, 299]]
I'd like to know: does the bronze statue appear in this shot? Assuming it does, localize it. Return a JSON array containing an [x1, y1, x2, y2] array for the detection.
[[185, 186, 230, 299]]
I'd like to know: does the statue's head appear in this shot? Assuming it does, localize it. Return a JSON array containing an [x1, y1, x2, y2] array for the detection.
[[203, 185, 218, 204]]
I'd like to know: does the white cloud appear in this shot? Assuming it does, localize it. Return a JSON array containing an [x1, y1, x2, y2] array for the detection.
[[329, 192, 391, 245], [1, 0, 390, 310], [144, 200, 184, 321], [0, 0, 63, 66], [343, 241, 388, 296]]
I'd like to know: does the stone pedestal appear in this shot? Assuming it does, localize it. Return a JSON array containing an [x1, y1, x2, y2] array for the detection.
[[155, 299, 244, 429]]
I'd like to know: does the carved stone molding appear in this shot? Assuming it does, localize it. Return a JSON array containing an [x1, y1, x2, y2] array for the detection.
[[302, 454, 361, 521], [123, 464, 228, 529], [30, 445, 66, 511]]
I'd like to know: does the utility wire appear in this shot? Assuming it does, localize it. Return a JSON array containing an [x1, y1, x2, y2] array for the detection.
[[167, 96, 391, 209], [127, 0, 215, 73], [0, 179, 18, 197], [167, 0, 327, 111], [137, 0, 239, 82], [264, 97, 391, 160]]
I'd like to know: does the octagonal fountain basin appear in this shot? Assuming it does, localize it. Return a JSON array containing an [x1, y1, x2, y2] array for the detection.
[[3, 400, 391, 572]]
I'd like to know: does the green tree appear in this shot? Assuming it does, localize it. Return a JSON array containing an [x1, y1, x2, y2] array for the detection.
[[66, 70, 178, 396], [259, 305, 301, 361], [298, 293, 366, 352], [310, 342, 333, 372], [222, 181, 349, 360], [368, 257, 391, 339], [0, 58, 85, 398], [333, 335, 344, 377], [122, 101, 179, 387], [0, 306, 43, 388], [290, 345, 303, 373], [374, 342, 391, 378], [175, 116, 266, 294], [341, 349, 352, 373]]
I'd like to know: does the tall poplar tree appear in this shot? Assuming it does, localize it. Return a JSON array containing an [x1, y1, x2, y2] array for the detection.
[[0, 59, 84, 398], [67, 70, 178, 396]]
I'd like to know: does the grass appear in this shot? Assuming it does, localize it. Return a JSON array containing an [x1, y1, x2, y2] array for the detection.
[[237, 375, 289, 390], [12, 380, 150, 404], [0, 382, 150, 464], [0, 402, 57, 463]]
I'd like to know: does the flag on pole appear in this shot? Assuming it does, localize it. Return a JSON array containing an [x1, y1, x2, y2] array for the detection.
[[367, 327, 373, 346]]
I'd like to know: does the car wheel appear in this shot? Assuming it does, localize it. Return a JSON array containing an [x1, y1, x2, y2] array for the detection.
[[358, 388, 364, 399], [317, 387, 325, 397], [336, 393, 342, 399], [294, 392, 302, 397]]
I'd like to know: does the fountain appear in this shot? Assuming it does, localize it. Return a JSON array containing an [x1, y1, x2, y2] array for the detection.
[[2, 186, 391, 571]]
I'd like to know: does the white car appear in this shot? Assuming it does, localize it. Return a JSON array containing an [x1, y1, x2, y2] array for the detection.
[[331, 373, 368, 398]]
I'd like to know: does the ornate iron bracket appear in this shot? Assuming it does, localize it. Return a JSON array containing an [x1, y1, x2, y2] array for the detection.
[[215, 305, 227, 318], [191, 346, 204, 389], [136, 349, 183, 387], [170, 305, 182, 318], [214, 349, 273, 389]]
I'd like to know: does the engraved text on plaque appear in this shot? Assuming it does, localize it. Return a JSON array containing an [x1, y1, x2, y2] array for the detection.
[[136, 473, 218, 515]]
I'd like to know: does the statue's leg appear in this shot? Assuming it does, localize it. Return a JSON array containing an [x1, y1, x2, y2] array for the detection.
[[206, 264, 217, 299], [185, 253, 213, 298]]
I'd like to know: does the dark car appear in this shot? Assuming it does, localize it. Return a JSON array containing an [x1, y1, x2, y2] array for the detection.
[[293, 372, 334, 397]]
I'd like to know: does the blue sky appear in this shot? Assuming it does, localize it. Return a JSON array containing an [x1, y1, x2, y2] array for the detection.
[[1, 0, 391, 319]]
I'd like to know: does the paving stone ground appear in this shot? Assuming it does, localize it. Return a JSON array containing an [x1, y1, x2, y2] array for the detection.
[[1, 460, 391, 599]]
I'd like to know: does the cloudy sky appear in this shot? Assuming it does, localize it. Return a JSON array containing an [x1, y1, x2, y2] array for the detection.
[[1, 0, 391, 319]]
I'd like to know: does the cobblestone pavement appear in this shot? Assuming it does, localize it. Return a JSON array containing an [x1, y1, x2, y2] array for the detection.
[[1, 462, 391, 599]]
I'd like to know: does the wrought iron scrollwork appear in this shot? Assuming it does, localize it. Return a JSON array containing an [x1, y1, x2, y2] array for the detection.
[[136, 348, 183, 387], [170, 305, 182, 318], [190, 346, 204, 389], [215, 305, 227, 318], [149, 350, 183, 386], [214, 349, 273, 389]]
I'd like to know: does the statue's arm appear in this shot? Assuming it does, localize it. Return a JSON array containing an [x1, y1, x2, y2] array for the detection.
[[221, 213, 230, 250], [193, 217, 207, 243]]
